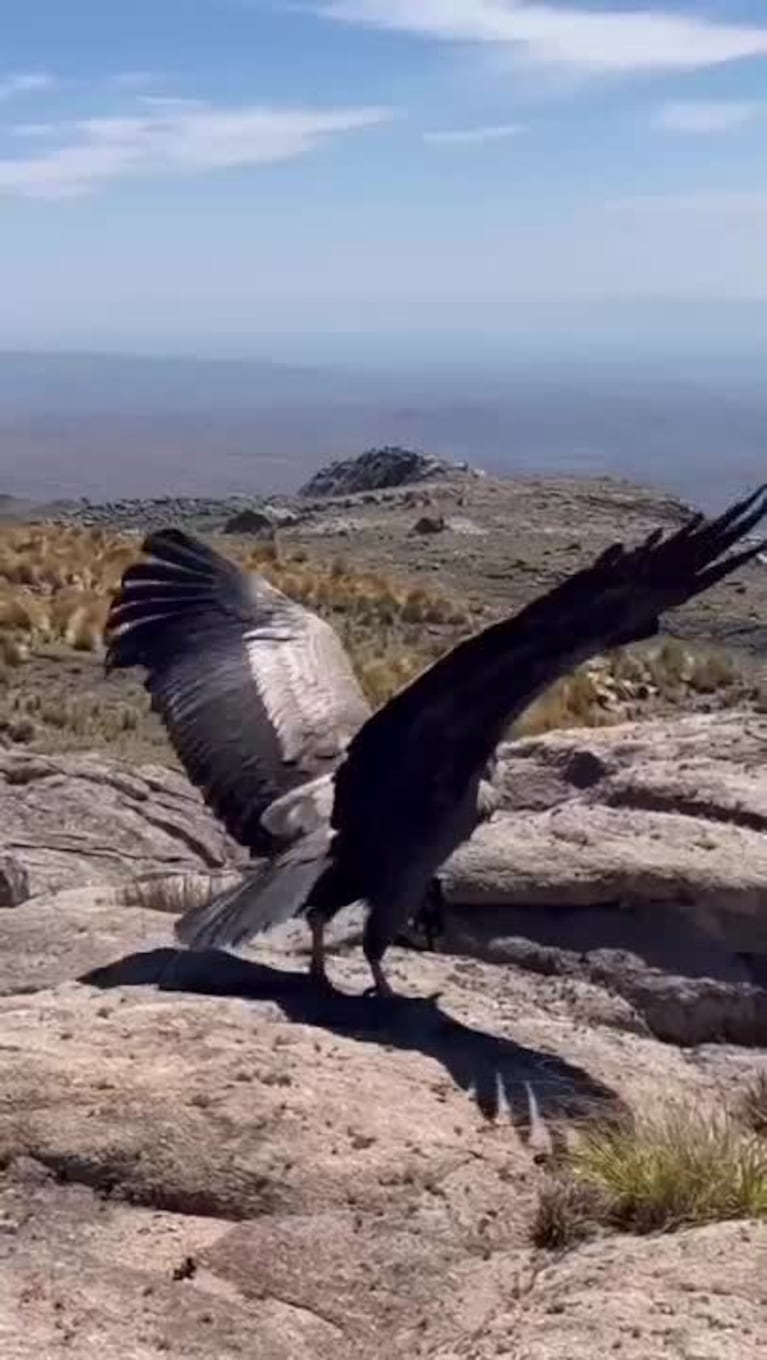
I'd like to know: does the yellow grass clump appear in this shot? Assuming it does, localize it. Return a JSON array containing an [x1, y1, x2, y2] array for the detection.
[[512, 636, 752, 738], [532, 1098, 767, 1249], [0, 522, 755, 728], [737, 1070, 767, 1137], [0, 522, 468, 708], [121, 869, 244, 916]]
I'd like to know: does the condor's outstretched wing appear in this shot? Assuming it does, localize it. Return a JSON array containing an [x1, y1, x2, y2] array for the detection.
[[104, 527, 371, 853], [330, 484, 767, 862]]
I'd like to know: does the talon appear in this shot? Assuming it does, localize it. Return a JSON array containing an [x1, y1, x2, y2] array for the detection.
[[363, 977, 395, 1000]]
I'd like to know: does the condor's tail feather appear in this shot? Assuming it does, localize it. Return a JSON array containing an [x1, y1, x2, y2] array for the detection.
[[174, 827, 334, 953]]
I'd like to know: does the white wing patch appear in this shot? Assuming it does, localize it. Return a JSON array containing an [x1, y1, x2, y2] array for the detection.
[[260, 771, 336, 841], [243, 607, 369, 772]]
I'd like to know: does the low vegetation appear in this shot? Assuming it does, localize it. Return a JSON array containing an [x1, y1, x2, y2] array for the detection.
[[533, 1087, 767, 1250], [738, 1069, 767, 1137], [513, 635, 755, 738], [0, 521, 760, 754], [0, 522, 465, 701], [121, 869, 244, 916]]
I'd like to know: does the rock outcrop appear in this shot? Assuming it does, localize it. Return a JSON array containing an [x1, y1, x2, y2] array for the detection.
[[298, 447, 478, 499], [222, 505, 303, 536], [448, 710, 767, 907], [222, 507, 276, 537], [436, 711, 767, 1043], [0, 750, 243, 902], [411, 513, 446, 535]]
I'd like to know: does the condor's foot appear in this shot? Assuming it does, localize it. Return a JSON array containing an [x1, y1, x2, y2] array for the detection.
[[362, 959, 395, 999]]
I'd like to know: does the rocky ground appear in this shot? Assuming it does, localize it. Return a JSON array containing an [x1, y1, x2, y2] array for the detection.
[[1, 453, 767, 1357], [1, 712, 767, 1358]]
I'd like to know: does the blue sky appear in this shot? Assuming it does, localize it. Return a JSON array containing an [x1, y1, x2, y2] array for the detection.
[[0, 0, 766, 363]]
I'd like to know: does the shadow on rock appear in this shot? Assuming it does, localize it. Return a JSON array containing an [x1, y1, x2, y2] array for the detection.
[[81, 946, 627, 1138]]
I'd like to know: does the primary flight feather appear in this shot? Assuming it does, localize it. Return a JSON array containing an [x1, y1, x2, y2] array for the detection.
[[104, 527, 370, 854], [105, 484, 766, 996]]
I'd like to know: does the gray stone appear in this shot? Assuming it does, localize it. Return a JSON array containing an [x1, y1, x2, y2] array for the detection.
[[0, 750, 243, 901], [411, 513, 446, 535], [223, 508, 276, 537]]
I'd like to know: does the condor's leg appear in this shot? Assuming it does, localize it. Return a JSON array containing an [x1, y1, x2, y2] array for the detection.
[[304, 862, 360, 991], [361, 905, 397, 998], [306, 905, 333, 989], [413, 877, 445, 951]]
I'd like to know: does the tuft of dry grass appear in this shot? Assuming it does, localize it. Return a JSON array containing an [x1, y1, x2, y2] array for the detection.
[[736, 1071, 767, 1137], [532, 1173, 611, 1251], [0, 523, 758, 744], [0, 634, 30, 667], [0, 522, 470, 710], [121, 870, 244, 916], [532, 1101, 767, 1250], [513, 668, 617, 738], [645, 637, 740, 698], [512, 636, 754, 738], [0, 679, 141, 749]]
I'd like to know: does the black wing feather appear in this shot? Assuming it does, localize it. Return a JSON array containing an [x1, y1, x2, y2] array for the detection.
[[331, 485, 767, 853], [105, 527, 369, 853]]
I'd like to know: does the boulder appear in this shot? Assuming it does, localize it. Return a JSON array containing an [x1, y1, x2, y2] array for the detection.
[[0, 750, 243, 902], [222, 507, 276, 537], [444, 713, 767, 913], [411, 513, 446, 536], [298, 447, 475, 499], [435, 712, 767, 1038]]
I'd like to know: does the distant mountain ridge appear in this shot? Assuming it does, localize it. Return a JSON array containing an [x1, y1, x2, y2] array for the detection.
[[0, 349, 764, 513], [0, 349, 363, 414]]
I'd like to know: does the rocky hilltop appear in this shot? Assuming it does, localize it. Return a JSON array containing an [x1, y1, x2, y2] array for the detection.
[[1, 711, 767, 1357], [297, 445, 480, 498]]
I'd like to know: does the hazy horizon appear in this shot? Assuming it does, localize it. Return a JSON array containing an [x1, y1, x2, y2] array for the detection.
[[1, 309, 766, 375], [0, 347, 764, 516]]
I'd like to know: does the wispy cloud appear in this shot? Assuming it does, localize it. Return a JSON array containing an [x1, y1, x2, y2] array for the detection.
[[108, 71, 159, 91], [0, 72, 54, 101], [12, 122, 60, 140], [0, 102, 393, 199], [318, 1, 767, 74], [653, 100, 764, 133], [136, 96, 209, 113], [423, 122, 520, 144], [606, 191, 767, 220]]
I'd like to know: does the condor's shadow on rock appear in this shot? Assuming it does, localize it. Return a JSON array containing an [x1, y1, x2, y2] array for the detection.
[[81, 945, 626, 1135]]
